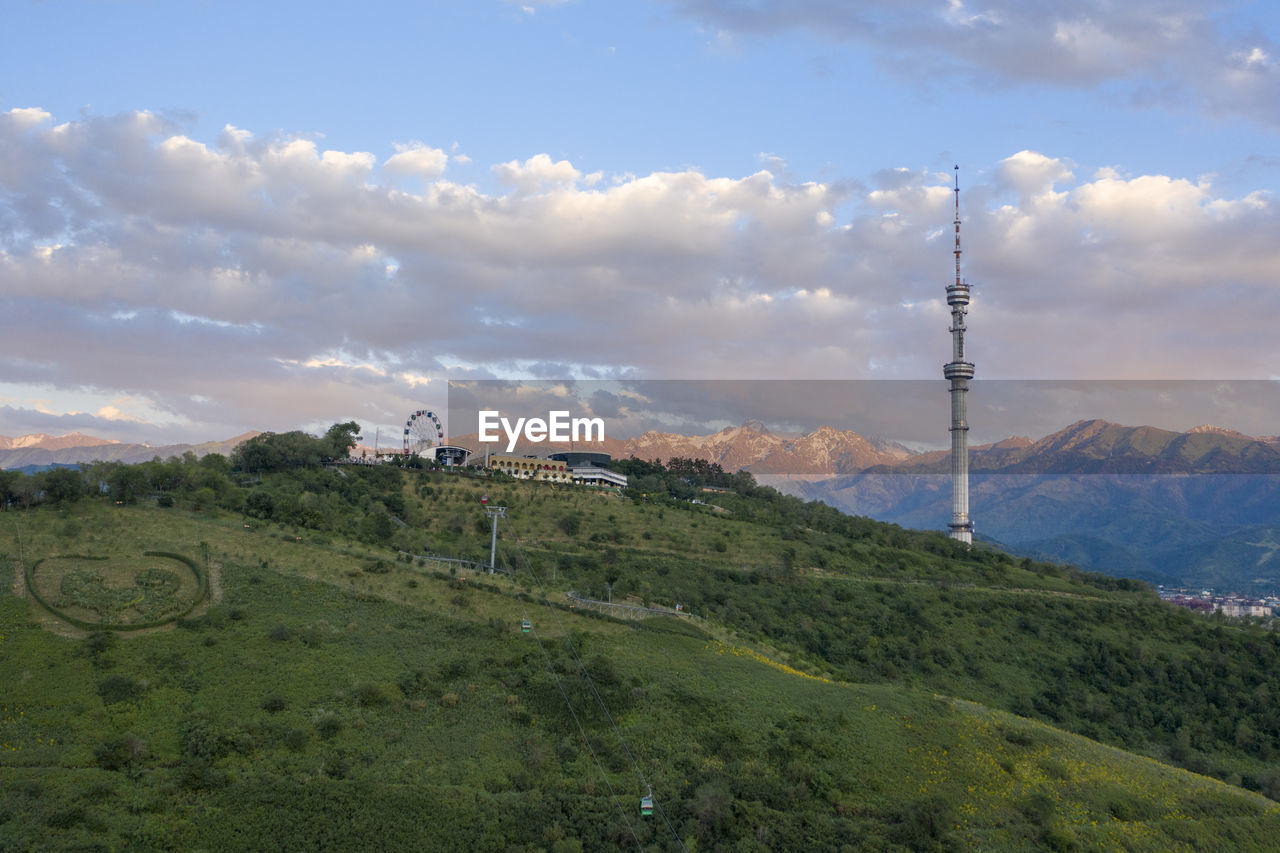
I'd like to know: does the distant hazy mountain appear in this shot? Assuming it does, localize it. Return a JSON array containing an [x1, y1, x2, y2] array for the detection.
[[0, 431, 121, 452], [0, 432, 259, 470], [453, 419, 911, 476], [802, 419, 1280, 591], [877, 418, 1280, 475]]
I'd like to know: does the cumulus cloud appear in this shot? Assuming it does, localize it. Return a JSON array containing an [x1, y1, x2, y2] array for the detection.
[[384, 141, 449, 178], [492, 153, 582, 192], [666, 0, 1280, 126], [1, 107, 1277, 443]]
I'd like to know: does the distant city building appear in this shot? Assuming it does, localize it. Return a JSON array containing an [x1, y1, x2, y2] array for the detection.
[[1161, 590, 1271, 618], [1218, 600, 1271, 618]]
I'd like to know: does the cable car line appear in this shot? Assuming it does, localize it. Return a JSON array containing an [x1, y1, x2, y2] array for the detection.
[[500, 518, 689, 851], [485, 516, 645, 850], [525, 618, 645, 851]]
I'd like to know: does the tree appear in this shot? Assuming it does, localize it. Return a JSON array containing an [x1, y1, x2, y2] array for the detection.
[[232, 433, 285, 473], [199, 453, 231, 475], [108, 465, 150, 504], [39, 467, 84, 506], [13, 475, 41, 509], [245, 491, 276, 520], [0, 469, 23, 509], [324, 421, 362, 460]]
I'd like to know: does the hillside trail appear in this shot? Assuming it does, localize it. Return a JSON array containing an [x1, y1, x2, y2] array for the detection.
[[207, 560, 223, 603], [12, 559, 26, 599]]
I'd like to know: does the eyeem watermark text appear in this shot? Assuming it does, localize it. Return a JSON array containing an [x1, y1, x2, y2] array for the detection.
[[478, 410, 605, 453]]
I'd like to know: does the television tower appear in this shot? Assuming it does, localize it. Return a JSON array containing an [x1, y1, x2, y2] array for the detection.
[[945, 165, 974, 544]]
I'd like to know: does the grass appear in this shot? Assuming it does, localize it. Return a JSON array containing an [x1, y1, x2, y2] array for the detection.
[[33, 554, 199, 625], [3, 496, 1280, 849]]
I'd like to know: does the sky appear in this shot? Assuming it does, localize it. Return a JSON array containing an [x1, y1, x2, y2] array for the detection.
[[2, 0, 1278, 448]]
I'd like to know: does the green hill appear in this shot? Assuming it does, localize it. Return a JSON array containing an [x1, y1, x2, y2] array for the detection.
[[4, 455, 1280, 850]]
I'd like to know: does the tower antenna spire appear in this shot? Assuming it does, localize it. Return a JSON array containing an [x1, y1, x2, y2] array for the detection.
[[954, 164, 962, 289], [944, 164, 974, 545]]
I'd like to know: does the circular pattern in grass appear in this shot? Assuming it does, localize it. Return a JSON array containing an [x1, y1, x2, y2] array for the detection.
[[27, 551, 205, 631]]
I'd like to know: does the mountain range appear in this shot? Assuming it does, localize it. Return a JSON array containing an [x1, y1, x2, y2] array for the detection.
[[454, 418, 911, 476], [798, 419, 1280, 592], [0, 431, 258, 470]]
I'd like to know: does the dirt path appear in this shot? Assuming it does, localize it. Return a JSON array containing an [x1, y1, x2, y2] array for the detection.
[[207, 560, 223, 604]]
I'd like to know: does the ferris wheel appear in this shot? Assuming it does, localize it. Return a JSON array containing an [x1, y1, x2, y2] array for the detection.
[[403, 410, 444, 457]]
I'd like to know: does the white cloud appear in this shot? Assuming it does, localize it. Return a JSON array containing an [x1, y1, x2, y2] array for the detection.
[[1, 110, 1278, 442], [4, 107, 53, 129], [492, 153, 582, 192], [96, 404, 147, 423], [668, 0, 1280, 126], [384, 141, 449, 178]]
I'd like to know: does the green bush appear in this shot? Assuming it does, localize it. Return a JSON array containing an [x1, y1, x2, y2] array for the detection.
[[352, 682, 393, 707], [315, 714, 344, 740], [180, 715, 231, 761], [93, 733, 147, 772], [97, 674, 144, 705]]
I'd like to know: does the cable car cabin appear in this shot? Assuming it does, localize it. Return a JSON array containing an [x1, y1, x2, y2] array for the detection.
[[521, 619, 532, 633], [640, 795, 654, 816]]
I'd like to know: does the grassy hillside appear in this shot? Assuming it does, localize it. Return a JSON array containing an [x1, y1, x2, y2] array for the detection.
[[4, 463, 1280, 849]]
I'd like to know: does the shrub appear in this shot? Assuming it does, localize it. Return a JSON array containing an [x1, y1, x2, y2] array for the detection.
[[180, 715, 230, 761], [97, 675, 144, 705], [93, 733, 147, 772], [45, 807, 86, 829], [177, 757, 228, 791], [1022, 792, 1056, 826], [325, 751, 351, 780], [83, 631, 116, 657], [397, 669, 430, 696], [269, 624, 291, 642], [352, 682, 393, 707], [315, 714, 343, 740], [261, 694, 287, 713], [890, 795, 954, 849]]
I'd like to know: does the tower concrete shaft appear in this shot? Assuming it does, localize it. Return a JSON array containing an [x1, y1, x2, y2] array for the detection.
[[945, 167, 974, 544]]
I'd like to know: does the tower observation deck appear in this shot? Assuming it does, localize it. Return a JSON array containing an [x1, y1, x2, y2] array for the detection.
[[946, 166, 974, 544]]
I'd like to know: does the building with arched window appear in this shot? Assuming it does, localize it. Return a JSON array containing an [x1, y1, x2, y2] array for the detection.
[[485, 454, 571, 483]]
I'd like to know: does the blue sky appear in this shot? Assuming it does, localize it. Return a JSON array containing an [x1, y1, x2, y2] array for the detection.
[[2, 0, 1278, 445]]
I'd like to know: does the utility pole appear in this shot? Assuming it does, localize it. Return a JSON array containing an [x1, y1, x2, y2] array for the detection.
[[482, 495, 506, 574]]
